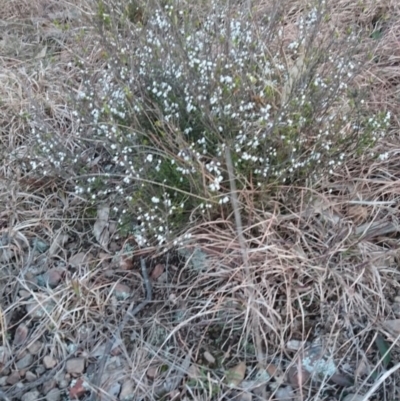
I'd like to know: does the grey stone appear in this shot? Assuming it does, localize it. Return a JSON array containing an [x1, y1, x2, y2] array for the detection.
[[16, 353, 33, 370], [43, 355, 57, 369], [25, 371, 37, 382], [46, 388, 61, 401], [28, 341, 43, 355], [21, 390, 40, 401], [119, 379, 134, 401], [66, 358, 85, 374]]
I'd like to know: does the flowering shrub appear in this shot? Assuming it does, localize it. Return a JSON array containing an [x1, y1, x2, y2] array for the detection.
[[24, 0, 390, 245]]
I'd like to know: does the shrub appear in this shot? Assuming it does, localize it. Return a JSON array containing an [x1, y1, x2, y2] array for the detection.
[[23, 0, 390, 245]]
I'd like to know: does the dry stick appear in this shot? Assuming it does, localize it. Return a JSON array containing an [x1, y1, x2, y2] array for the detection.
[[89, 258, 152, 401], [224, 146, 249, 272], [224, 147, 264, 361], [360, 362, 400, 401]]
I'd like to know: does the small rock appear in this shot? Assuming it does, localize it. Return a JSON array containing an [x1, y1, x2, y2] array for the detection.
[[0, 366, 10, 376], [69, 252, 87, 267], [113, 283, 131, 300], [41, 268, 63, 288], [66, 357, 85, 375], [21, 390, 41, 401], [151, 264, 164, 280], [107, 381, 121, 398], [157, 271, 168, 283], [25, 371, 37, 382], [119, 254, 134, 270], [56, 372, 69, 388], [203, 351, 215, 364], [16, 350, 28, 361], [287, 366, 311, 388], [394, 296, 400, 303], [146, 366, 158, 379], [0, 346, 10, 363], [275, 385, 294, 401], [383, 319, 400, 336], [46, 388, 61, 401], [36, 365, 46, 376], [43, 355, 57, 369], [58, 378, 69, 388], [16, 353, 33, 370], [330, 372, 353, 387], [7, 371, 21, 385], [266, 364, 284, 383], [28, 340, 43, 355], [0, 376, 7, 386], [32, 238, 49, 253], [42, 378, 56, 394], [13, 323, 29, 346], [26, 294, 56, 319], [187, 364, 200, 379], [254, 369, 271, 383], [19, 290, 31, 298], [119, 379, 134, 401]]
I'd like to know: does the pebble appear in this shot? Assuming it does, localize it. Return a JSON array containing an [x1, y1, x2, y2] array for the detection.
[[7, 371, 21, 385], [43, 355, 57, 369], [0, 346, 9, 363], [287, 366, 311, 388], [119, 379, 135, 401], [46, 387, 61, 401], [13, 323, 29, 346], [107, 382, 121, 398], [16, 353, 33, 370], [28, 341, 42, 355], [57, 377, 69, 388], [19, 290, 31, 298], [36, 365, 46, 376], [203, 351, 215, 364], [25, 371, 37, 382], [69, 252, 87, 267], [26, 294, 56, 319], [66, 357, 85, 374], [21, 390, 41, 401], [42, 379, 56, 394], [113, 283, 131, 300], [41, 268, 63, 288], [146, 366, 158, 379]]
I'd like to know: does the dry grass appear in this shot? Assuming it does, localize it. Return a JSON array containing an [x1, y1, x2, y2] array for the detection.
[[1, 0, 400, 400]]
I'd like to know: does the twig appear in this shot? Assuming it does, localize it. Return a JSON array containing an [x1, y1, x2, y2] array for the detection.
[[224, 146, 249, 272], [360, 362, 400, 401], [89, 258, 152, 401]]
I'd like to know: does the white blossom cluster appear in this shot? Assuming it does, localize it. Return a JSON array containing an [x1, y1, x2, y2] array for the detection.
[[25, 0, 391, 245]]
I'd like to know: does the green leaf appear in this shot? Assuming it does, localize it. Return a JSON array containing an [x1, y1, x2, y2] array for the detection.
[[376, 334, 391, 368]]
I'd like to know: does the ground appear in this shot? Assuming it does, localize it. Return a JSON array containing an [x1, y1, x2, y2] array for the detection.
[[1, 0, 400, 400]]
